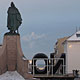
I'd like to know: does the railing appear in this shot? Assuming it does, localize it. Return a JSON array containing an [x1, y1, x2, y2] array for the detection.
[[29, 58, 66, 77]]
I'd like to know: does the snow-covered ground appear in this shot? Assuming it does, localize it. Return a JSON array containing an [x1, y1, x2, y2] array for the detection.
[[0, 71, 79, 80], [0, 71, 25, 80]]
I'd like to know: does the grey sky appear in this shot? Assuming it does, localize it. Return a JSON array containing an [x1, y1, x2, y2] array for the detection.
[[0, 0, 80, 59]]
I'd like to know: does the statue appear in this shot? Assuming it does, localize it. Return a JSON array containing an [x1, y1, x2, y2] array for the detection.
[[7, 2, 22, 34]]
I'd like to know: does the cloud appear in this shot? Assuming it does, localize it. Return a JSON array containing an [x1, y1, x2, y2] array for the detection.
[[22, 32, 45, 42], [29, 41, 35, 48], [22, 32, 46, 48]]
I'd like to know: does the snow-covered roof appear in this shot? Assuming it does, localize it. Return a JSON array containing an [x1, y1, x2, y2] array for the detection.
[[67, 31, 80, 41], [0, 71, 25, 80]]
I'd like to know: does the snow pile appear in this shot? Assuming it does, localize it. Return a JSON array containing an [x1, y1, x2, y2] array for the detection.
[[0, 71, 25, 80]]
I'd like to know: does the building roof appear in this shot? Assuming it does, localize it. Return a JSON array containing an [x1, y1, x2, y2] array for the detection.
[[67, 31, 80, 41]]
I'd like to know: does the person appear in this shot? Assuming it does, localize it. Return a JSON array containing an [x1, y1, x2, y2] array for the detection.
[[7, 2, 22, 33]]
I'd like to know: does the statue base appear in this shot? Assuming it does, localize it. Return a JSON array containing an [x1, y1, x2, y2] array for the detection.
[[0, 34, 33, 79], [5, 32, 20, 35]]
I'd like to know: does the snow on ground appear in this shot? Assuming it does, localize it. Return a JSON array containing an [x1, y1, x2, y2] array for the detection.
[[0, 71, 25, 80]]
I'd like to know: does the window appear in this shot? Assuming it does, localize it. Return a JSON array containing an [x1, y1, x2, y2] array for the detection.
[[76, 34, 80, 37]]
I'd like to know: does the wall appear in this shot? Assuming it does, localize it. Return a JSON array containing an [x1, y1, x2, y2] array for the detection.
[[55, 37, 68, 58], [66, 41, 80, 73]]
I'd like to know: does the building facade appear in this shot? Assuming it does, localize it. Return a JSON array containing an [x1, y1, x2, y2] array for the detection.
[[54, 37, 68, 57], [64, 31, 80, 73]]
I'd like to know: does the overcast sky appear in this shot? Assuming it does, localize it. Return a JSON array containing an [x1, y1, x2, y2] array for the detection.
[[0, 0, 80, 59]]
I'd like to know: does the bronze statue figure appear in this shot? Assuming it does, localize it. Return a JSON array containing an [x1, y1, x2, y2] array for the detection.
[[7, 2, 22, 34]]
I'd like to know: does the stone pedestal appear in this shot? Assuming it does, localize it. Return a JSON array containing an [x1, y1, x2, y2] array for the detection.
[[6, 36, 17, 71], [0, 34, 33, 79]]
